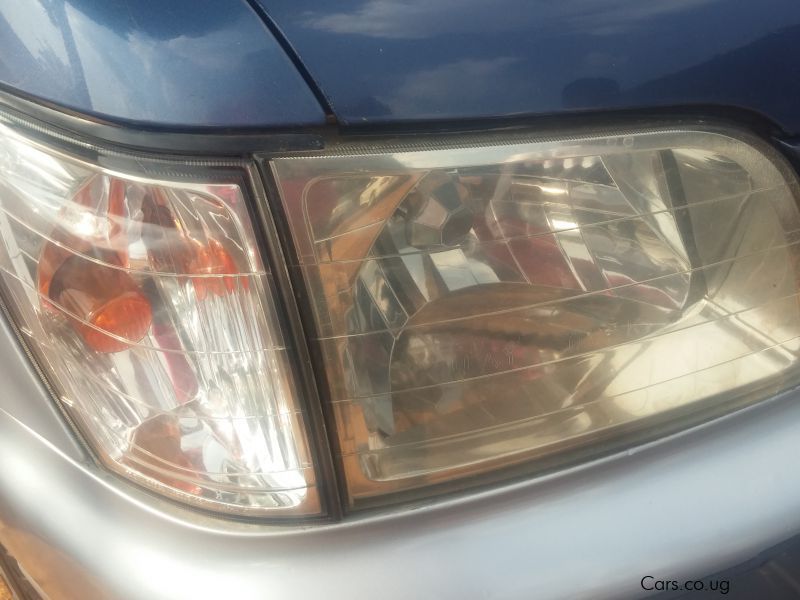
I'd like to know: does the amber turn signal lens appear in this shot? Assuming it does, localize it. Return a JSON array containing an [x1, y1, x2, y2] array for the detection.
[[47, 253, 152, 353], [81, 292, 152, 353], [189, 238, 243, 300]]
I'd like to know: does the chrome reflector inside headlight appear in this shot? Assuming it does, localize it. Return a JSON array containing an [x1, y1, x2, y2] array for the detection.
[[272, 128, 800, 505], [0, 122, 319, 516]]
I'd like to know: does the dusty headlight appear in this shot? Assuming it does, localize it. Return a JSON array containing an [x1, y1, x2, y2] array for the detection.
[[272, 128, 800, 506], [0, 121, 320, 517]]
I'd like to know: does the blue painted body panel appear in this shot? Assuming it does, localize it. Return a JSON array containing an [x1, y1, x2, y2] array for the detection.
[[258, 0, 800, 132], [5, 0, 800, 133], [0, 0, 327, 128]]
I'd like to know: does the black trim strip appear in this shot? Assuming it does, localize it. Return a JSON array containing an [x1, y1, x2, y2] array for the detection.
[[0, 84, 324, 156], [247, 163, 344, 521], [256, 159, 350, 515]]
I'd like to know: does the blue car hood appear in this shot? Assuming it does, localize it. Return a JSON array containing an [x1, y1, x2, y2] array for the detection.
[[4, 0, 800, 134], [260, 0, 800, 133], [0, 0, 327, 128]]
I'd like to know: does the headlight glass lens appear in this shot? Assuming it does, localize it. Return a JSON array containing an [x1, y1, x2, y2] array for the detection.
[[0, 122, 319, 516], [272, 129, 800, 506]]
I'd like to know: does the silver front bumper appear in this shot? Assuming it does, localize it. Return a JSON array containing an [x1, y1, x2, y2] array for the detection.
[[1, 312, 800, 600]]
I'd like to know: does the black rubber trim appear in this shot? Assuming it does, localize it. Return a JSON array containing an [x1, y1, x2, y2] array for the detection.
[[246, 163, 344, 521], [332, 103, 786, 137], [0, 81, 791, 160], [256, 159, 351, 515], [0, 84, 324, 156]]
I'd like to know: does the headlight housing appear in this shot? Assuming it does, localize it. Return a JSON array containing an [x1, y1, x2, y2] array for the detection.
[[271, 128, 800, 507], [0, 119, 323, 517]]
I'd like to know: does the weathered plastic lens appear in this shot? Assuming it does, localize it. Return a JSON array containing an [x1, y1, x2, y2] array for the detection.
[[272, 129, 800, 505]]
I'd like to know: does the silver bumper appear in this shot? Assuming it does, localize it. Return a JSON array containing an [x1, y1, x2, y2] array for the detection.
[[1, 316, 800, 600]]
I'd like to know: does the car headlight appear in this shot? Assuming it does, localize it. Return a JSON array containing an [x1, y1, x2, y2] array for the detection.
[[271, 127, 800, 507], [0, 118, 321, 517]]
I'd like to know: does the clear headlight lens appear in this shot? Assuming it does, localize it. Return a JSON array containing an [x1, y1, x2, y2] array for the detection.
[[272, 128, 800, 506], [0, 123, 319, 516]]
